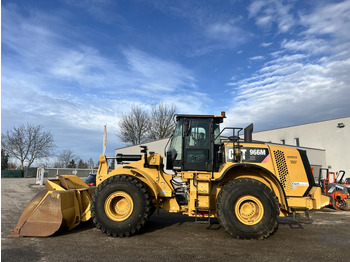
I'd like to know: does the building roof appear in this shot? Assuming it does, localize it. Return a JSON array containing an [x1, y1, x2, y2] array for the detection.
[[255, 116, 350, 133]]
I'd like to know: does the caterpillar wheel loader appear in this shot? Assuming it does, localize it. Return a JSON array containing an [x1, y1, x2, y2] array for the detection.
[[9, 112, 330, 239]]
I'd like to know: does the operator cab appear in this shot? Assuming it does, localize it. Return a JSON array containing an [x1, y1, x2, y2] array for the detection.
[[166, 112, 225, 172]]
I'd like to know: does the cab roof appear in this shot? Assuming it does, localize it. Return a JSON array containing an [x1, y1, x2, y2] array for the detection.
[[175, 111, 226, 122]]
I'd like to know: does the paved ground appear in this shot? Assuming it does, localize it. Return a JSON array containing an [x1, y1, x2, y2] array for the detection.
[[2, 178, 350, 262]]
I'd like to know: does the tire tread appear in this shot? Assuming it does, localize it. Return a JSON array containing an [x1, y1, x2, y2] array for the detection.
[[217, 178, 279, 239], [91, 175, 151, 237]]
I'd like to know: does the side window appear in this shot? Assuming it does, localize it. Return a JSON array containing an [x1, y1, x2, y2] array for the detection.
[[213, 123, 221, 145]]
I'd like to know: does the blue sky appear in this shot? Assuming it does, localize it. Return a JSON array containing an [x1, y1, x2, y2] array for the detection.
[[2, 0, 350, 165]]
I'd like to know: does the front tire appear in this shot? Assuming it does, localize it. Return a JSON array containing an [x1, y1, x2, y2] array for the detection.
[[217, 178, 279, 239], [91, 175, 151, 237]]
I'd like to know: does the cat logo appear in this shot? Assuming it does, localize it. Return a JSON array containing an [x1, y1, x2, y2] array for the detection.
[[226, 147, 269, 163]]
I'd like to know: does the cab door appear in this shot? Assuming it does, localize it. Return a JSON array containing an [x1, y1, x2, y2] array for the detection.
[[183, 118, 213, 171]]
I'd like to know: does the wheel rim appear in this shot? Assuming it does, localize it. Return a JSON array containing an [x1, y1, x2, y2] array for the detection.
[[235, 195, 264, 225], [105, 191, 134, 221]]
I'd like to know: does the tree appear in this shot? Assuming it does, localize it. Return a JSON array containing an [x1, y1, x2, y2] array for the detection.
[[148, 103, 177, 141], [78, 159, 88, 168], [1, 124, 55, 170], [117, 104, 177, 145], [117, 106, 150, 145], [57, 149, 76, 168], [1, 149, 9, 170], [67, 159, 76, 168]]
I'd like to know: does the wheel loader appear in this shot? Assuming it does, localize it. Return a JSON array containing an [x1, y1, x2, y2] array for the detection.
[[9, 112, 330, 239]]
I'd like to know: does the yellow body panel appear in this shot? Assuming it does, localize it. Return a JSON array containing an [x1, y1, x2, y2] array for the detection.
[[96, 154, 177, 203]]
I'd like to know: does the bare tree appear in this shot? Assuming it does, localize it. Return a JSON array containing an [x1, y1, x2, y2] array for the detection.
[[1, 124, 55, 170], [56, 149, 76, 168], [87, 158, 94, 169], [117, 104, 177, 145], [148, 103, 177, 141], [117, 106, 150, 145]]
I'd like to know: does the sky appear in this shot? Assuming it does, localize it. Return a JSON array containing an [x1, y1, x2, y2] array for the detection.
[[2, 0, 350, 165]]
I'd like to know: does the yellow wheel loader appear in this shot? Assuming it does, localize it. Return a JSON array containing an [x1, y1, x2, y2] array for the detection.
[[10, 112, 330, 239]]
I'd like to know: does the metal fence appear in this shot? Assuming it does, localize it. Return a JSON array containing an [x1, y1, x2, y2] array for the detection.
[[36, 167, 98, 185], [1, 170, 24, 178]]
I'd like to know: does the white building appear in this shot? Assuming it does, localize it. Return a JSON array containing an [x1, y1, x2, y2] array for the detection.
[[115, 116, 349, 178], [253, 116, 350, 177], [115, 138, 173, 172]]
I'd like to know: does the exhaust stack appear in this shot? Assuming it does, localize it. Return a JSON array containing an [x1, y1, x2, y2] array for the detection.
[[244, 123, 254, 143]]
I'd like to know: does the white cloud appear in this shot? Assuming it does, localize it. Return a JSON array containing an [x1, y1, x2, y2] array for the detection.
[[2, 3, 212, 160], [206, 21, 241, 41], [249, 55, 264, 61], [123, 48, 197, 92], [248, 0, 296, 33], [201, 20, 249, 51], [261, 42, 273, 48], [300, 0, 350, 40], [247, 0, 265, 18], [281, 38, 329, 55], [228, 47, 350, 128], [227, 1, 350, 131], [256, 15, 273, 29], [3, 0, 350, 160], [151, 2, 251, 55]]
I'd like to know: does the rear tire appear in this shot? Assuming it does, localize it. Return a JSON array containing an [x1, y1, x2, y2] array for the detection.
[[217, 178, 279, 239], [91, 175, 151, 237]]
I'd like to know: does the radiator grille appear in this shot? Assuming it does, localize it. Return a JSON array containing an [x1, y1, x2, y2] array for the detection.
[[274, 150, 292, 192]]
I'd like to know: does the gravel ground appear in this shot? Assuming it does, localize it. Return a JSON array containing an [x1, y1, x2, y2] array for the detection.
[[2, 178, 350, 262]]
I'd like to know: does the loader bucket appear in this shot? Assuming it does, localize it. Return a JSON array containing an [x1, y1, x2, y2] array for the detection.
[[8, 175, 95, 237]]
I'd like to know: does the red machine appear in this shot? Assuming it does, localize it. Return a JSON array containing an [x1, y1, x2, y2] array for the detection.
[[317, 169, 350, 210]]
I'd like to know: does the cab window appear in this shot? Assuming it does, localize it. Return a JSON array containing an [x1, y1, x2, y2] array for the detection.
[[186, 127, 208, 147]]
